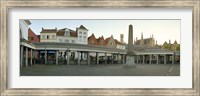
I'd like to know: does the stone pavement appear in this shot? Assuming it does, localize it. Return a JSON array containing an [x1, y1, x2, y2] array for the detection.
[[20, 64, 180, 76]]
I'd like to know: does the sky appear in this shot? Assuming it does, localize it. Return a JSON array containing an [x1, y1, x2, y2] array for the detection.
[[29, 20, 180, 45]]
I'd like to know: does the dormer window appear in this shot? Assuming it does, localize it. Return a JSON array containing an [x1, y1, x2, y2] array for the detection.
[[65, 31, 69, 36]]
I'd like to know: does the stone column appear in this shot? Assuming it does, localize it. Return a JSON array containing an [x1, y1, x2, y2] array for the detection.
[[164, 54, 166, 64], [77, 51, 80, 65], [149, 55, 152, 64], [117, 54, 119, 64], [67, 50, 70, 65], [33, 50, 36, 64], [136, 55, 139, 64], [25, 47, 28, 67], [87, 52, 90, 65], [172, 54, 174, 64], [143, 55, 145, 64], [30, 49, 33, 65], [96, 52, 99, 65], [20, 46, 24, 68], [128, 24, 133, 53], [56, 50, 58, 65], [156, 54, 159, 64], [111, 53, 114, 64], [105, 53, 107, 64], [45, 50, 47, 64], [121, 54, 124, 64]]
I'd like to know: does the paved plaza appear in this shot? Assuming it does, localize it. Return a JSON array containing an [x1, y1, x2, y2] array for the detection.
[[20, 64, 180, 76]]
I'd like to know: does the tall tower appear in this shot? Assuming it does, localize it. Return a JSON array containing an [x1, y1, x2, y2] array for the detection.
[[141, 32, 144, 45], [120, 34, 124, 44], [128, 24, 133, 53]]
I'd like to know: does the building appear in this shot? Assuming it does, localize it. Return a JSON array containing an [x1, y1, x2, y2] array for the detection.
[[134, 33, 156, 47], [56, 28, 77, 43], [127, 24, 180, 64], [40, 28, 57, 42], [40, 25, 88, 44], [28, 28, 40, 43], [88, 33, 98, 45], [77, 25, 89, 44], [88, 34, 126, 49], [162, 40, 180, 51], [20, 20, 36, 68]]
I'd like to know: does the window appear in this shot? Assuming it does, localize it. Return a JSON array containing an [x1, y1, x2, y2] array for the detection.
[[31, 37, 34, 40], [42, 35, 45, 39], [110, 42, 112, 45], [79, 36, 82, 38], [91, 40, 94, 44], [47, 35, 49, 39], [83, 36, 86, 38], [83, 32, 87, 35], [79, 31, 82, 34], [72, 40, 75, 43]]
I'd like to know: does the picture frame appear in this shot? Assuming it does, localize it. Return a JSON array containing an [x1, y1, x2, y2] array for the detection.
[[0, 0, 199, 95]]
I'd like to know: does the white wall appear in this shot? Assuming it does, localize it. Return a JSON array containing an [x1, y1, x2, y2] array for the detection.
[[116, 44, 126, 49], [19, 20, 29, 40], [56, 36, 77, 43], [40, 33, 57, 42], [77, 29, 88, 44]]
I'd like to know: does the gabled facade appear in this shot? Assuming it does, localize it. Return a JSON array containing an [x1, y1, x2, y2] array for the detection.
[[88, 34, 126, 49], [20, 20, 31, 41], [77, 25, 89, 44], [105, 35, 116, 48], [97, 36, 106, 46], [162, 40, 180, 51], [56, 28, 77, 43], [40, 28, 57, 42], [28, 28, 40, 43], [135, 33, 156, 47], [88, 33, 98, 45]]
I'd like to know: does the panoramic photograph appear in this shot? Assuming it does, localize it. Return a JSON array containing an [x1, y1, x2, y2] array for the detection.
[[20, 20, 180, 76]]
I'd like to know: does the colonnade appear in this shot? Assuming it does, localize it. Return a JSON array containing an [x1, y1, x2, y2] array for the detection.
[[134, 54, 175, 64], [20, 45, 36, 68], [40, 49, 126, 65]]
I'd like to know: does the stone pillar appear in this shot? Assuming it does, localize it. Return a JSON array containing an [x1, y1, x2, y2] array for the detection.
[[128, 24, 133, 53], [121, 54, 124, 64], [96, 52, 99, 65], [143, 55, 145, 64], [56, 50, 58, 65], [33, 50, 35, 64], [87, 52, 90, 65], [25, 47, 28, 67], [164, 54, 166, 64], [105, 53, 107, 64], [156, 54, 159, 64], [78, 51, 80, 65], [136, 55, 139, 64], [30, 49, 33, 65], [112, 53, 114, 64], [172, 54, 174, 64], [149, 55, 152, 64], [117, 54, 119, 64], [67, 50, 70, 65], [45, 50, 47, 64], [20, 46, 24, 68]]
